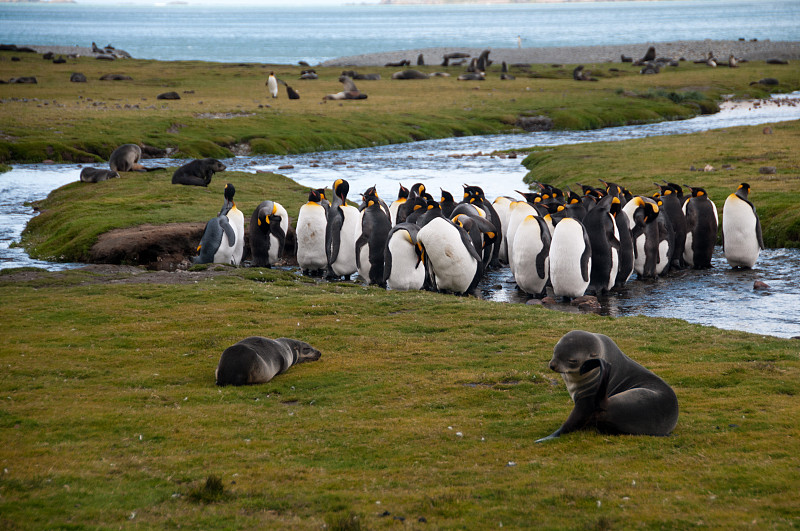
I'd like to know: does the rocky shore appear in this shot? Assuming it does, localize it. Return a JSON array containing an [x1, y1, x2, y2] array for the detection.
[[321, 39, 800, 67]]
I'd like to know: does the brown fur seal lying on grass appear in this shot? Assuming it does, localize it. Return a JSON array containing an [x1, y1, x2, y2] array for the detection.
[[215, 337, 321, 386], [537, 330, 679, 442], [172, 158, 226, 187]]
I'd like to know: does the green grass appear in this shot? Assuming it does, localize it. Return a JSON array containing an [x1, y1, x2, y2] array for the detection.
[[520, 119, 800, 247], [0, 267, 798, 528], [1, 51, 798, 163]]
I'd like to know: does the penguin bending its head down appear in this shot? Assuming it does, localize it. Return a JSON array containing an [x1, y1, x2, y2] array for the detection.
[[383, 222, 426, 291], [194, 183, 245, 266], [722, 182, 763, 268], [582, 194, 620, 295], [249, 200, 289, 267], [416, 216, 482, 295], [682, 185, 718, 269]]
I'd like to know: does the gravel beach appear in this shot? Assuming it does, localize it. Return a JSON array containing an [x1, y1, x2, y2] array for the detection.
[[320, 40, 800, 67]]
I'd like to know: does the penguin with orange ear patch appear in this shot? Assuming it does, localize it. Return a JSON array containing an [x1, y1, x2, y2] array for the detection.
[[682, 185, 718, 269], [249, 200, 289, 267]]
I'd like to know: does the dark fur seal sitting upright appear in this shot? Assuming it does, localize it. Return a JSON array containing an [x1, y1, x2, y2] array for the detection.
[[171, 158, 226, 187], [537, 330, 678, 442], [215, 337, 321, 386]]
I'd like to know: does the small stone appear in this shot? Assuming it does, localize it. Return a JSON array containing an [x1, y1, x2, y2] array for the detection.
[[753, 280, 770, 290], [277, 164, 294, 170], [759, 166, 777, 174], [763, 126, 773, 134]]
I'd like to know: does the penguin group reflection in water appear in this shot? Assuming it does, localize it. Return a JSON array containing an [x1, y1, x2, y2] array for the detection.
[[193, 178, 763, 300]]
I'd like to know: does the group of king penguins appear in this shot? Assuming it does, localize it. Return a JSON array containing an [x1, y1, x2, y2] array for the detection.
[[192, 178, 763, 300]]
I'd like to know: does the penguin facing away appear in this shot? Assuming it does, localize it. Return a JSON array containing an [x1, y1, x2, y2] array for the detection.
[[384, 222, 426, 291], [682, 185, 718, 269], [416, 216, 482, 295], [356, 190, 392, 286], [722, 182, 763, 268], [194, 183, 245, 266], [249, 200, 289, 267], [296, 188, 329, 274], [549, 216, 592, 300], [326, 179, 359, 278]]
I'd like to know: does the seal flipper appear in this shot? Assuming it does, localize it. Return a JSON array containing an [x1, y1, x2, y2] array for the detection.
[[537, 359, 607, 443]]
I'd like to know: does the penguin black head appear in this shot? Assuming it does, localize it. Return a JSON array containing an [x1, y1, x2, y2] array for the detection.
[[363, 188, 381, 207], [736, 182, 751, 199], [463, 184, 485, 202], [663, 181, 684, 197], [397, 184, 410, 200], [223, 183, 236, 202], [408, 182, 425, 199], [515, 190, 540, 204], [363, 185, 380, 199], [334, 178, 350, 203], [440, 189, 454, 203], [609, 196, 622, 217], [684, 185, 708, 198], [566, 190, 582, 205], [308, 188, 325, 203]]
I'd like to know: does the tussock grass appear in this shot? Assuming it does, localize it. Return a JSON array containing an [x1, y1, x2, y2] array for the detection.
[[0, 267, 798, 528], [1, 51, 797, 162], [521, 120, 800, 247]]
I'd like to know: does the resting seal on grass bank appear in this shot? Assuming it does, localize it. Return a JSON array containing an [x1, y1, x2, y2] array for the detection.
[[536, 330, 679, 442], [215, 337, 322, 386], [80, 167, 119, 183], [171, 158, 226, 187]]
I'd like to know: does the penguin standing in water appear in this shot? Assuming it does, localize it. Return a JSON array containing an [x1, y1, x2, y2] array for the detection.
[[326, 178, 359, 279], [549, 217, 592, 300], [462, 184, 503, 268], [583, 195, 621, 295], [630, 198, 662, 279], [249, 200, 289, 267], [491, 195, 514, 264], [682, 185, 718, 269], [655, 182, 688, 268], [722, 182, 763, 268], [511, 214, 551, 297], [505, 200, 539, 275], [194, 183, 245, 266], [417, 216, 482, 295], [383, 222, 426, 291], [355, 189, 391, 286], [267, 72, 279, 98], [296, 188, 329, 275]]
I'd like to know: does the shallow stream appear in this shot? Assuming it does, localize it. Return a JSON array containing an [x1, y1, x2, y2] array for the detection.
[[2, 95, 799, 337]]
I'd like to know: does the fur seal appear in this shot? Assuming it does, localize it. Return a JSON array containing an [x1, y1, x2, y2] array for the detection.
[[108, 144, 144, 172], [323, 75, 368, 100], [171, 158, 226, 187], [80, 167, 119, 183], [536, 330, 679, 442], [215, 337, 321, 386], [391, 69, 429, 80]]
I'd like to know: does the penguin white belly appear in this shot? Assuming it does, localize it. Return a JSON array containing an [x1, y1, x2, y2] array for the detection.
[[608, 247, 619, 292], [492, 197, 512, 263], [549, 220, 590, 299], [389, 199, 405, 226], [296, 204, 328, 271], [357, 242, 371, 280], [331, 205, 359, 276], [633, 234, 647, 276], [511, 219, 548, 295], [386, 234, 425, 291], [505, 202, 536, 274], [228, 207, 245, 266], [418, 218, 477, 294], [723, 196, 760, 268], [683, 231, 695, 267], [656, 240, 670, 275]]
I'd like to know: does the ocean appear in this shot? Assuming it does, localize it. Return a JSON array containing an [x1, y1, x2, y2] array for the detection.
[[1, 0, 799, 64]]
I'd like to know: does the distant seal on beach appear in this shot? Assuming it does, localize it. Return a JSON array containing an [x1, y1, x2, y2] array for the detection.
[[108, 144, 144, 172], [536, 330, 679, 442], [323, 75, 368, 100], [215, 337, 321, 386], [70, 72, 87, 83], [171, 158, 226, 187], [391, 69, 429, 80], [80, 167, 119, 183]]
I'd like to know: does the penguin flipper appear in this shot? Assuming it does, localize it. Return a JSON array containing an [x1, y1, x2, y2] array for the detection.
[[355, 233, 369, 270], [327, 208, 344, 264], [194, 218, 223, 263], [580, 226, 592, 283], [218, 215, 236, 246], [755, 214, 765, 250]]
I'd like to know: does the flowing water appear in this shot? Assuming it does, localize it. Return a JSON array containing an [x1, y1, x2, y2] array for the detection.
[[2, 95, 799, 337]]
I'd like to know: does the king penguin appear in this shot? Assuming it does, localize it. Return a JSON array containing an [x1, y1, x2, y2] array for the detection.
[[355, 189, 391, 286], [630, 198, 662, 279], [722, 182, 763, 268], [267, 72, 278, 99], [326, 178, 359, 279], [549, 216, 592, 300], [383, 222, 426, 291], [194, 183, 245, 266], [249, 199, 289, 267], [682, 185, 718, 269], [416, 216, 482, 295], [296, 188, 329, 275], [388, 184, 410, 226], [511, 214, 551, 297], [583, 194, 620, 295]]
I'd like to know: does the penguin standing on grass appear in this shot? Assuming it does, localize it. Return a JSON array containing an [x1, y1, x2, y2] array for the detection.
[[267, 72, 279, 99], [722, 182, 763, 268], [356, 189, 391, 286], [383, 223, 426, 291], [296, 188, 329, 275], [194, 183, 245, 266], [511, 214, 551, 298], [249, 200, 289, 267], [549, 216, 592, 301], [326, 179, 359, 279]]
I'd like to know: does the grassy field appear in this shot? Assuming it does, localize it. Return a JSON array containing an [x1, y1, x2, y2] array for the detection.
[[0, 265, 798, 529], [1, 50, 799, 163], [520, 119, 800, 248]]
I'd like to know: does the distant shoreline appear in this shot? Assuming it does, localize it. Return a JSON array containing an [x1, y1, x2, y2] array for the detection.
[[321, 40, 800, 67]]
